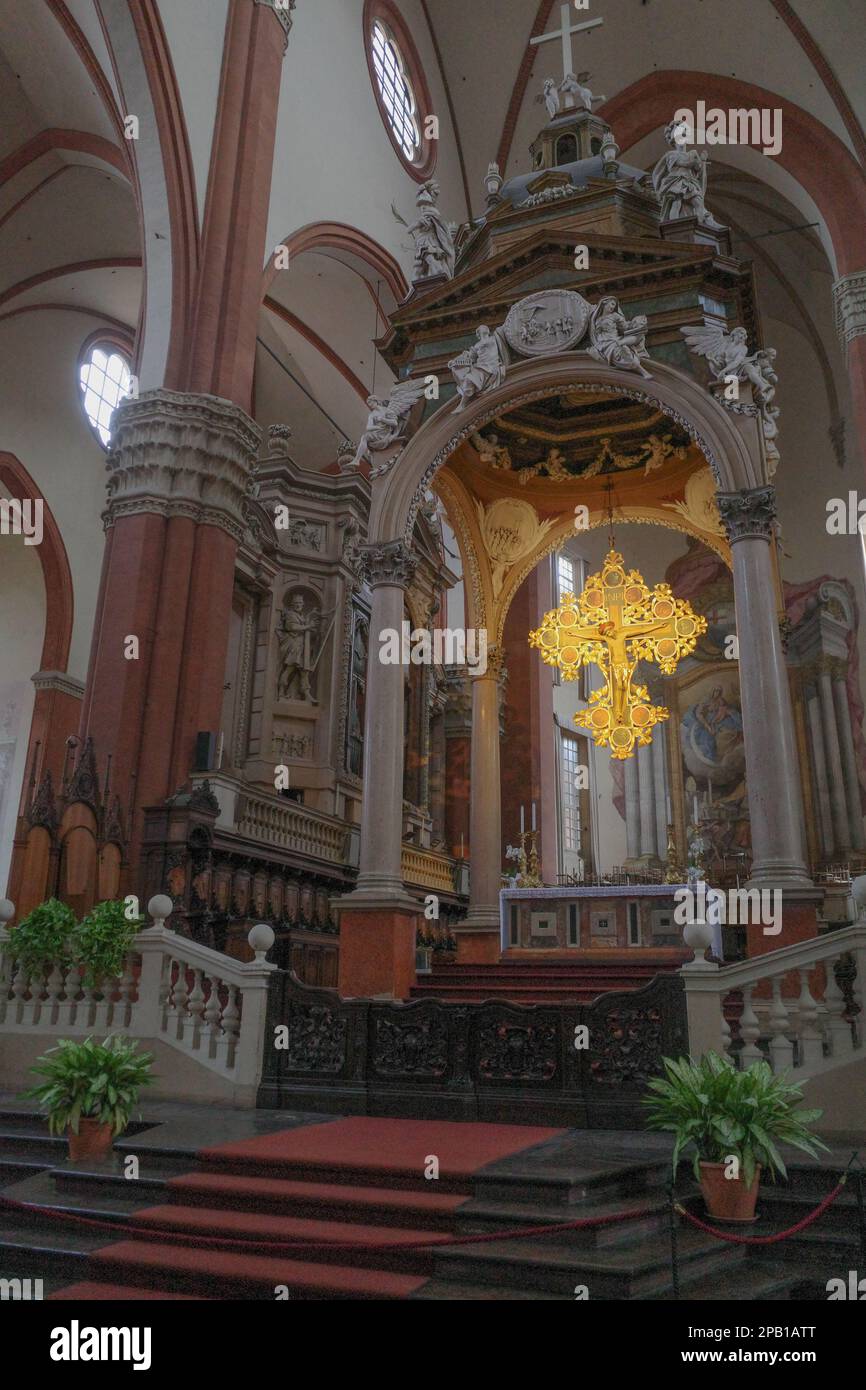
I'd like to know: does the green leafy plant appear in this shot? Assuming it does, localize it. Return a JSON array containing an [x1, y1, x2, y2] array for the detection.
[[24, 1036, 154, 1137], [643, 1052, 829, 1186], [73, 900, 143, 988], [1, 898, 76, 976]]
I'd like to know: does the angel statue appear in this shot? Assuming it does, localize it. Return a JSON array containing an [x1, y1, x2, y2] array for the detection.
[[680, 325, 777, 404], [588, 297, 653, 378], [347, 378, 428, 471], [448, 326, 508, 412], [560, 71, 606, 112], [392, 179, 455, 281], [652, 120, 727, 231], [539, 78, 560, 120]]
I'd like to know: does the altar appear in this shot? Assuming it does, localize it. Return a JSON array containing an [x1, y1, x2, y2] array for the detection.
[[499, 884, 689, 954]]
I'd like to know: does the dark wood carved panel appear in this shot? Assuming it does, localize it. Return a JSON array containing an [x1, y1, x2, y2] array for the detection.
[[258, 969, 687, 1127]]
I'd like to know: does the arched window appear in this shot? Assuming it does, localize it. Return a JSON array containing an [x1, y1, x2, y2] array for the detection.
[[79, 343, 132, 448], [364, 2, 436, 179], [371, 19, 419, 162]]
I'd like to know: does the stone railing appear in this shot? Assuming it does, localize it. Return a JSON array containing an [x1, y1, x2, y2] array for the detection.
[[682, 921, 866, 1076], [234, 788, 351, 866], [0, 897, 276, 1097], [401, 845, 460, 895]]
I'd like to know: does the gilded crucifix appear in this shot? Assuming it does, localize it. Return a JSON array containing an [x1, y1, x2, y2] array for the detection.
[[529, 548, 707, 759]]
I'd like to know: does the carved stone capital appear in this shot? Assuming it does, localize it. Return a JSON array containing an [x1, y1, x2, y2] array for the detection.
[[472, 646, 506, 681], [360, 540, 417, 590], [716, 485, 777, 544], [255, 0, 295, 50], [104, 390, 261, 542], [833, 271, 866, 347]]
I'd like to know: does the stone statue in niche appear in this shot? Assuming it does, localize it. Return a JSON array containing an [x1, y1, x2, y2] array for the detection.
[[392, 179, 456, 281], [449, 326, 508, 412], [588, 297, 652, 378], [652, 121, 727, 230], [347, 378, 428, 471], [277, 592, 325, 703]]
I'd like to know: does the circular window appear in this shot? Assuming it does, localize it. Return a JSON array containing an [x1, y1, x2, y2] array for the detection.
[[79, 344, 132, 448], [364, 2, 436, 179]]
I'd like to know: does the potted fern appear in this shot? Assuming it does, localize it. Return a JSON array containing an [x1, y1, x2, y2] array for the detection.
[[24, 1036, 154, 1161], [643, 1052, 828, 1222]]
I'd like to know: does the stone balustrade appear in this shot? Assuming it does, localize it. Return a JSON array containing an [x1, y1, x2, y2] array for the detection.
[[401, 845, 459, 894], [681, 921, 866, 1076], [234, 788, 351, 866], [0, 897, 276, 1095]]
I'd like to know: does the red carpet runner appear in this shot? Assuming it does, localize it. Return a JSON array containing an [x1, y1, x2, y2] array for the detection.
[[49, 1117, 564, 1301]]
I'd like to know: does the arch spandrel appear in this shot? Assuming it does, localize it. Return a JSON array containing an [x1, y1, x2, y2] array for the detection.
[[366, 357, 766, 547]]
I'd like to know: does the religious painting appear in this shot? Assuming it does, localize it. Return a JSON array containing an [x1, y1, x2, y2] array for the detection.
[[675, 666, 751, 877]]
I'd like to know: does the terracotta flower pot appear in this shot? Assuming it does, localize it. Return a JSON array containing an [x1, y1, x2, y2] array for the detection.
[[67, 1118, 114, 1163], [699, 1160, 761, 1222]]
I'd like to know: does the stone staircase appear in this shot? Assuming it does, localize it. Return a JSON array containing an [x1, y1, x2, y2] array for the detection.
[[411, 951, 688, 1005], [1, 1106, 850, 1301]]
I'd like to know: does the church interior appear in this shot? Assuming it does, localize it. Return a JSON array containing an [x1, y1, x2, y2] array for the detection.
[[1, 0, 866, 1317]]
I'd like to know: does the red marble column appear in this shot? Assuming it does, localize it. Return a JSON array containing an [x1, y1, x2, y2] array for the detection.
[[77, 0, 289, 878]]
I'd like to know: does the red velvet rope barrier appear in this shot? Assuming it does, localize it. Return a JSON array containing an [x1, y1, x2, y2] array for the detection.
[[0, 1175, 850, 1255], [675, 1179, 847, 1244], [0, 1192, 656, 1254]]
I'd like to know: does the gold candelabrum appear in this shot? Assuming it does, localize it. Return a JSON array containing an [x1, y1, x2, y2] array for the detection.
[[519, 829, 543, 888], [664, 822, 685, 884]]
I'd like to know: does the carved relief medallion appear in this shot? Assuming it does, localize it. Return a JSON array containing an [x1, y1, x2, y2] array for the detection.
[[503, 289, 591, 357]]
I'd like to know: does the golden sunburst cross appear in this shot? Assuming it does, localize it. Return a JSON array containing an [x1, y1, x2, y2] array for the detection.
[[529, 549, 707, 759]]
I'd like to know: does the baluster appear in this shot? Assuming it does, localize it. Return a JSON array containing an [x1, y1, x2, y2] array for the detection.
[[45, 963, 65, 1028], [797, 969, 825, 1069], [91, 974, 114, 1032], [203, 974, 223, 1060], [116, 955, 137, 1029], [23, 970, 45, 1027], [739, 985, 763, 1064], [0, 947, 11, 1025], [220, 985, 241, 1069], [79, 980, 98, 1031], [170, 959, 190, 1040], [767, 975, 794, 1072], [823, 955, 855, 1060], [185, 969, 205, 1050], [158, 955, 173, 1033], [11, 961, 28, 1024], [61, 962, 82, 1027]]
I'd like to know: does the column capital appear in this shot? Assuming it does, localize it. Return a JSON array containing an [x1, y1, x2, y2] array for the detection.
[[716, 485, 777, 544], [104, 389, 261, 542], [254, 0, 295, 51], [360, 540, 417, 590], [471, 646, 506, 681], [833, 270, 866, 348]]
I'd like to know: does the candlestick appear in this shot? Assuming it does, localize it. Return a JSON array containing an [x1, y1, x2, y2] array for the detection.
[[459, 834, 464, 860], [693, 794, 699, 825], [520, 804, 525, 833], [531, 801, 537, 831], [666, 793, 672, 824]]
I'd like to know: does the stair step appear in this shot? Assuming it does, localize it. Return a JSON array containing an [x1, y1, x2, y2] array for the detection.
[[432, 1228, 740, 1298], [47, 1280, 213, 1301], [88, 1240, 427, 1300], [129, 1203, 442, 1275], [168, 1172, 465, 1229]]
